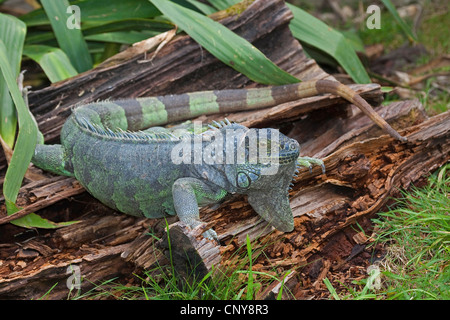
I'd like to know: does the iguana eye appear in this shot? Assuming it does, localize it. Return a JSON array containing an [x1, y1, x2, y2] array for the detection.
[[236, 171, 251, 188]]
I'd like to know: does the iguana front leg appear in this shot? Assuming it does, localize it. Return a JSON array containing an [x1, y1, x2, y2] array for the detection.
[[172, 177, 227, 241]]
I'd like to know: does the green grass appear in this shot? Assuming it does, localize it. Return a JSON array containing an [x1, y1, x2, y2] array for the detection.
[[417, 2, 450, 58], [326, 164, 450, 300], [373, 164, 450, 300], [358, 12, 410, 51], [70, 234, 292, 300], [357, 0, 449, 115], [358, 0, 449, 57]]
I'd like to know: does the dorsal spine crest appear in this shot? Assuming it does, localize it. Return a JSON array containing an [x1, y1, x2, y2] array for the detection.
[[74, 115, 179, 142]]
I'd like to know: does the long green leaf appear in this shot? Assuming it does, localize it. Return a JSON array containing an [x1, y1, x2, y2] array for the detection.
[[150, 0, 298, 85], [25, 18, 173, 45], [287, 3, 371, 84], [83, 18, 172, 36], [23, 45, 78, 83], [0, 13, 26, 148], [0, 39, 77, 228], [10, 211, 77, 228], [0, 38, 34, 209], [186, 0, 217, 15], [84, 31, 159, 44], [381, 0, 418, 43], [20, 0, 161, 28], [41, 0, 92, 73], [207, 0, 240, 11]]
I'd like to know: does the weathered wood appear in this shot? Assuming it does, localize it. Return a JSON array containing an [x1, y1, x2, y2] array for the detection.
[[0, 213, 158, 299], [0, 177, 84, 225], [0, 242, 132, 299]]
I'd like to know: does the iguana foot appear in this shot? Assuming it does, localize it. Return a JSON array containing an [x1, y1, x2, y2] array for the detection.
[[297, 156, 326, 174], [186, 220, 219, 242], [202, 228, 219, 242]]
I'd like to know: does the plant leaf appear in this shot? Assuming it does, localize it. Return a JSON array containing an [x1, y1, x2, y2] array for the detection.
[[207, 0, 240, 11], [0, 37, 35, 207], [25, 18, 173, 46], [23, 45, 78, 83], [186, 0, 217, 15], [0, 39, 77, 228], [0, 13, 26, 148], [150, 0, 299, 85], [83, 18, 173, 37], [20, 0, 161, 28], [84, 31, 161, 44], [287, 3, 371, 84], [10, 211, 78, 228], [41, 0, 92, 72]]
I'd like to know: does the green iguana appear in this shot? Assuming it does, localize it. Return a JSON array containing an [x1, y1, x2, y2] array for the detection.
[[32, 80, 406, 240]]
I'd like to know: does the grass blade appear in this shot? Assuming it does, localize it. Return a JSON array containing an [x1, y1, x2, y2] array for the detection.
[[41, 0, 92, 72], [381, 0, 418, 43], [323, 278, 340, 300], [23, 45, 78, 83], [150, 0, 299, 85], [0, 13, 26, 148], [287, 3, 371, 84], [245, 234, 254, 300]]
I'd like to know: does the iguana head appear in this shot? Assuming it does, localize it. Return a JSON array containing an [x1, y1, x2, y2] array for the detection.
[[216, 123, 300, 232]]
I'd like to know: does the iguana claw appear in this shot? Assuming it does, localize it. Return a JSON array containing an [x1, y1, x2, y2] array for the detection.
[[296, 156, 326, 174], [187, 220, 219, 242]]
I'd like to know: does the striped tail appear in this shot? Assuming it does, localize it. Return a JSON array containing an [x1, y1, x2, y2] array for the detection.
[[74, 80, 406, 141], [313, 80, 406, 141], [145, 79, 405, 141]]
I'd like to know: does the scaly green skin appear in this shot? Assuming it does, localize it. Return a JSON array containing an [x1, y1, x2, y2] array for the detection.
[[32, 80, 405, 240]]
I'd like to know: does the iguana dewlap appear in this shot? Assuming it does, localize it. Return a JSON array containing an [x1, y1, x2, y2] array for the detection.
[[32, 80, 405, 240]]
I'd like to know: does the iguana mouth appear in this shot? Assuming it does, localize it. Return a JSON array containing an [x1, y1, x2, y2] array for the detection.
[[278, 139, 300, 165]]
